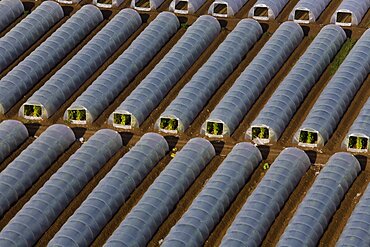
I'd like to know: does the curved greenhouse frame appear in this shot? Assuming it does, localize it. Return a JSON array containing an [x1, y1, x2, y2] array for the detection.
[[93, 0, 124, 8], [131, 0, 165, 11], [288, 0, 332, 24], [208, 0, 247, 17], [169, 0, 206, 14], [331, 0, 370, 26], [0, 120, 28, 164], [248, 0, 289, 20]]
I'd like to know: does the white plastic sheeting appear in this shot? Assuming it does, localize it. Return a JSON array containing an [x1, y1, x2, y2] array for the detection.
[[56, 0, 82, 4], [336, 183, 370, 247], [20, 9, 141, 120], [162, 143, 262, 247], [0, 5, 103, 114], [93, 0, 124, 8], [208, 0, 247, 17], [131, 0, 165, 11], [293, 29, 370, 147], [0, 120, 28, 164], [249, 0, 289, 20], [0, 0, 24, 32], [109, 15, 220, 129], [277, 152, 361, 247], [247, 25, 346, 145], [65, 12, 179, 124], [0, 1, 64, 73], [156, 19, 262, 134], [331, 0, 370, 26], [169, 0, 205, 14], [221, 148, 311, 247], [342, 97, 370, 152], [201, 22, 303, 137], [0, 124, 75, 217], [104, 138, 215, 247], [48, 133, 168, 247], [289, 0, 332, 23], [0, 129, 122, 247]]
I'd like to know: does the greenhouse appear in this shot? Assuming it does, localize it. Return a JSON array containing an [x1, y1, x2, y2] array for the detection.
[[247, 25, 346, 144], [221, 148, 311, 247], [248, 0, 289, 20], [0, 0, 23, 33], [131, 0, 165, 11], [278, 152, 361, 246], [0, 124, 75, 216], [0, 120, 28, 164], [0, 129, 122, 247], [49, 133, 168, 246], [93, 0, 124, 8], [208, 0, 247, 17], [109, 15, 220, 129], [65, 12, 179, 124], [169, 0, 205, 14], [0, 1, 64, 73], [202, 21, 303, 137], [293, 29, 370, 147], [56, 0, 82, 4], [331, 0, 370, 26], [288, 0, 332, 23], [342, 97, 370, 152], [20, 8, 141, 120], [162, 143, 262, 247], [105, 138, 215, 246], [156, 18, 262, 134], [0, 5, 103, 115], [336, 183, 370, 247]]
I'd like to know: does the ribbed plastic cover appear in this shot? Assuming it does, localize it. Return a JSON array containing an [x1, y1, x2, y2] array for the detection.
[[157, 18, 262, 133], [0, 120, 28, 163], [331, 0, 370, 26], [65, 12, 179, 124], [104, 138, 215, 247], [109, 15, 221, 128], [0, 0, 24, 32], [277, 152, 361, 247], [48, 133, 168, 247], [162, 142, 262, 247], [336, 183, 370, 247], [0, 1, 64, 73], [0, 124, 75, 216], [289, 0, 332, 23], [169, 0, 206, 14], [0, 5, 103, 114], [247, 25, 346, 144], [208, 0, 248, 17], [131, 0, 165, 11], [0, 129, 122, 247], [221, 147, 311, 247], [202, 21, 304, 137], [20, 8, 142, 119], [249, 0, 289, 20], [293, 29, 370, 147]]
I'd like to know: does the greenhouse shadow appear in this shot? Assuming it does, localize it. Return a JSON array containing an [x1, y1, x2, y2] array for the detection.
[[354, 155, 368, 171]]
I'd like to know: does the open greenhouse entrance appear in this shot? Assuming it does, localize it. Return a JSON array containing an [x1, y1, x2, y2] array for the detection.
[[254, 7, 268, 18], [294, 9, 309, 22], [160, 117, 179, 132], [97, 0, 112, 4], [252, 126, 269, 140], [213, 3, 228, 17], [135, 0, 151, 9], [67, 109, 87, 124], [348, 135, 368, 151], [336, 12, 352, 25], [23, 104, 42, 119], [299, 130, 318, 145], [206, 121, 224, 136], [175, 1, 188, 11], [113, 113, 132, 128]]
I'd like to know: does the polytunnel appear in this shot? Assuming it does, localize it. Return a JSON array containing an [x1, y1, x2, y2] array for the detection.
[[104, 138, 215, 247], [20, 8, 142, 120], [169, 0, 205, 14], [56, 0, 82, 4], [336, 183, 370, 247], [202, 21, 304, 137], [293, 29, 370, 148], [0, 1, 64, 73], [0, 5, 103, 115], [277, 152, 361, 247], [161, 142, 262, 247], [0, 0, 24, 33], [342, 97, 370, 152], [131, 0, 165, 11], [49, 133, 168, 247], [0, 124, 75, 217], [109, 15, 221, 129], [248, 0, 289, 20], [156, 19, 262, 134], [208, 0, 247, 17], [220, 147, 311, 247], [0, 129, 122, 247], [331, 0, 370, 26], [247, 25, 346, 145], [0, 120, 28, 164], [65, 12, 179, 124], [93, 0, 124, 8], [288, 0, 332, 24]]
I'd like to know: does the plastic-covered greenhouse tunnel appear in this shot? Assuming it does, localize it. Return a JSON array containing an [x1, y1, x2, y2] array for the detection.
[[67, 108, 87, 124], [347, 135, 368, 151], [298, 129, 319, 146], [251, 125, 270, 142], [132, 0, 162, 11], [173, 0, 188, 12], [212, 2, 228, 17], [113, 112, 133, 128], [293, 8, 310, 22], [205, 120, 225, 137], [23, 104, 42, 120], [159, 116, 179, 133]]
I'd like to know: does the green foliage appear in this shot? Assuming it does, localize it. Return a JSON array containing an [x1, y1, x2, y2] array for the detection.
[[160, 118, 178, 131], [300, 131, 317, 144], [307, 132, 314, 144], [24, 105, 41, 118], [181, 23, 190, 29], [206, 122, 223, 135], [113, 113, 131, 126], [348, 136, 356, 149], [68, 110, 86, 121], [330, 39, 356, 75], [263, 163, 270, 170], [252, 127, 269, 139]]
